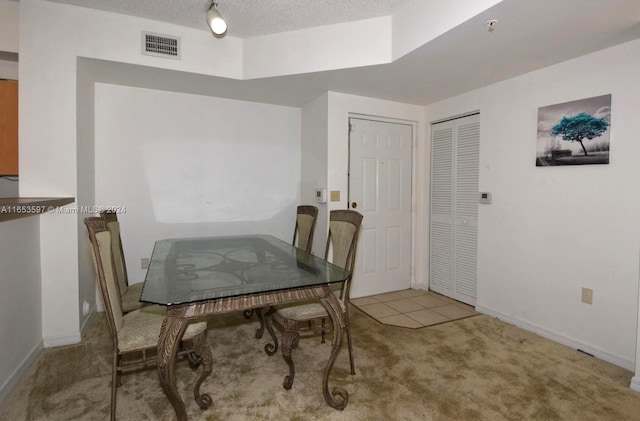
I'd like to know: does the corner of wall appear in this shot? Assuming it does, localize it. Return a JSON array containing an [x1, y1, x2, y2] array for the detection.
[[42, 332, 82, 348]]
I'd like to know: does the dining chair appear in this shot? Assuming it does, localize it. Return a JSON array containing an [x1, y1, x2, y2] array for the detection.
[[267, 209, 363, 389], [251, 205, 319, 341], [84, 217, 212, 421], [100, 210, 146, 313], [292, 205, 318, 253]]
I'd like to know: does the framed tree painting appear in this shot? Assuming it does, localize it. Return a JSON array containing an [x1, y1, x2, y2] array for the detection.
[[536, 94, 611, 166]]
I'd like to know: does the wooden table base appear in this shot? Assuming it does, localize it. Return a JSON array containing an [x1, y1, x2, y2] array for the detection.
[[156, 285, 349, 420]]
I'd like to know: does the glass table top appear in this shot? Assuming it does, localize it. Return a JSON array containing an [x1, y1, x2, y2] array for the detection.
[[141, 234, 350, 306]]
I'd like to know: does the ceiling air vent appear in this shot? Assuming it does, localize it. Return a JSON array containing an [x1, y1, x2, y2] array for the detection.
[[142, 32, 181, 60]]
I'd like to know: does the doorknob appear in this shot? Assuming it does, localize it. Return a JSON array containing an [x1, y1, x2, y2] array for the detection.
[[351, 202, 358, 209]]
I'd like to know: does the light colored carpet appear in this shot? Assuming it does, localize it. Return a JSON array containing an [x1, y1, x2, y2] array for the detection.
[[1, 306, 639, 420]]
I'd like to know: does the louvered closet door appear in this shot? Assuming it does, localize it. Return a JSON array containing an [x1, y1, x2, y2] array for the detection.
[[430, 114, 479, 306], [430, 122, 454, 296]]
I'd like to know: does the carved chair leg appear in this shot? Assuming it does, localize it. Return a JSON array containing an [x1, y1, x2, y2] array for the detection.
[[345, 311, 355, 375], [111, 352, 118, 421], [115, 354, 123, 387], [281, 329, 299, 390]]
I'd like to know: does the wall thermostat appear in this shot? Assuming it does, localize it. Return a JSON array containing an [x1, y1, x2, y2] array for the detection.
[[315, 188, 327, 204], [479, 192, 492, 204]]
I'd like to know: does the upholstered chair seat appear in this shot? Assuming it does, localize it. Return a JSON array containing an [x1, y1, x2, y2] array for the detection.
[[116, 305, 207, 353], [275, 287, 345, 322]]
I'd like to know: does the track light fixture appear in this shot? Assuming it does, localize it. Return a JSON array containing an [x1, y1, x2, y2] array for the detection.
[[206, 2, 227, 37]]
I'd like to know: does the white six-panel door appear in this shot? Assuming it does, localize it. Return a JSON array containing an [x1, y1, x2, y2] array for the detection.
[[430, 114, 479, 306], [348, 117, 413, 298]]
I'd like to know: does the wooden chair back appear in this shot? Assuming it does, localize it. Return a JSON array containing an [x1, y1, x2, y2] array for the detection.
[[293, 205, 318, 253], [324, 209, 363, 301], [101, 211, 130, 294], [85, 217, 124, 342]]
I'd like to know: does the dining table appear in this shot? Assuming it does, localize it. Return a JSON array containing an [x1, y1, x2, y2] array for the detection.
[[140, 234, 352, 421]]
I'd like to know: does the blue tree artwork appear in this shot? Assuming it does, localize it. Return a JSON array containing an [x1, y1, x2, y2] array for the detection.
[[536, 94, 611, 166]]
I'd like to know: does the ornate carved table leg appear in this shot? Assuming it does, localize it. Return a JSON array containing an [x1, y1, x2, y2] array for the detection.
[[281, 329, 299, 390], [254, 307, 265, 338], [319, 292, 349, 410], [191, 330, 213, 410], [157, 316, 189, 421], [262, 307, 279, 355]]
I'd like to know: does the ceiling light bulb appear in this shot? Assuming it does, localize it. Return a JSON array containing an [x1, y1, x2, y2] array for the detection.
[[206, 3, 227, 36]]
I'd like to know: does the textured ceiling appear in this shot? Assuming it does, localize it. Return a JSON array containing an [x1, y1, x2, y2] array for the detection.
[[48, 0, 410, 38], [49, 0, 640, 107]]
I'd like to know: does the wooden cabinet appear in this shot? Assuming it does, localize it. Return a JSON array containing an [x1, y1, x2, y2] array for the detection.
[[0, 80, 18, 175]]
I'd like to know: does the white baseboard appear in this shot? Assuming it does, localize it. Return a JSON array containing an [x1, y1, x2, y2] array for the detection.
[[79, 306, 96, 336], [43, 331, 82, 348], [476, 305, 635, 372], [45, 304, 99, 348], [630, 376, 640, 392], [0, 340, 43, 408], [411, 281, 428, 291]]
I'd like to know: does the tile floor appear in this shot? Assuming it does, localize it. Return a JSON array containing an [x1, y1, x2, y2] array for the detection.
[[351, 289, 478, 329]]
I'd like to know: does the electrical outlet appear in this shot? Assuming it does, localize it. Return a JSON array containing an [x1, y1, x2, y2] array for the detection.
[[581, 287, 593, 305], [141, 258, 150, 270]]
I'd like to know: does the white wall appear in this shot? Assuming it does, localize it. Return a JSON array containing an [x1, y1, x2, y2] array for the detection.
[[425, 39, 640, 370], [326, 92, 427, 297], [243, 17, 391, 79], [20, 0, 81, 346], [301, 93, 329, 257], [17, 0, 246, 345], [0, 178, 18, 197], [0, 60, 18, 80], [76, 60, 97, 329], [95, 84, 301, 282], [0, 217, 42, 406], [0, 0, 19, 54]]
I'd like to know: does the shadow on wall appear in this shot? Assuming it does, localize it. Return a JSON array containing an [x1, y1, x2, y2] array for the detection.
[[141, 140, 298, 223], [0, 177, 18, 197]]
